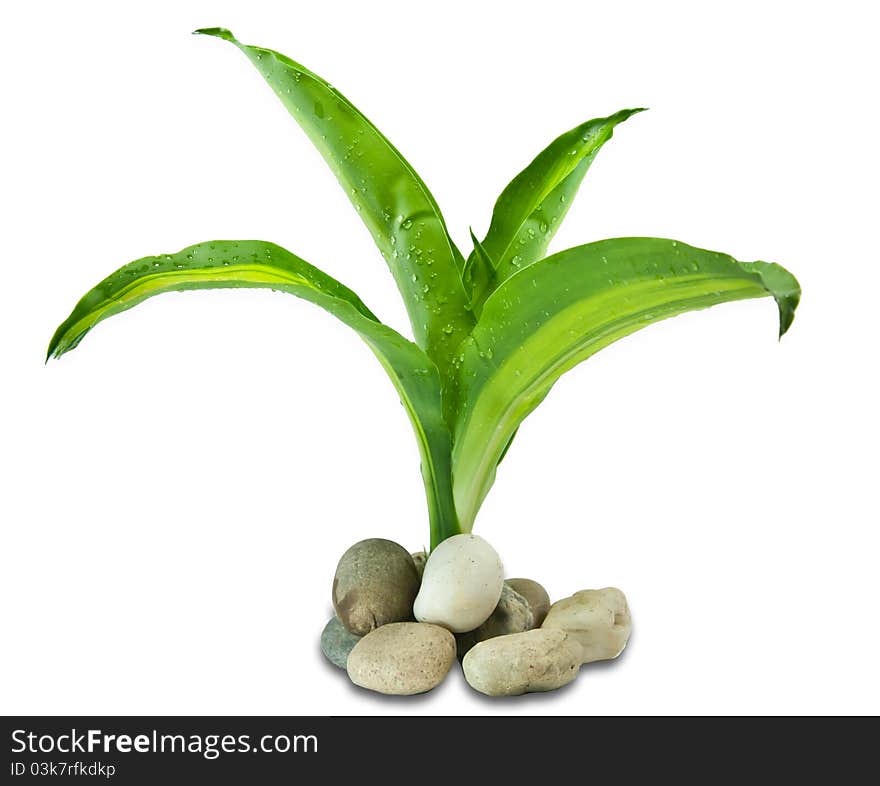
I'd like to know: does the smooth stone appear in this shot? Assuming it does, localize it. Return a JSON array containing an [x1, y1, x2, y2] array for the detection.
[[411, 551, 427, 580], [456, 583, 534, 658], [332, 538, 420, 635], [505, 578, 551, 627], [462, 629, 583, 696], [541, 587, 632, 664], [320, 616, 362, 669], [347, 622, 456, 695], [413, 534, 504, 633]]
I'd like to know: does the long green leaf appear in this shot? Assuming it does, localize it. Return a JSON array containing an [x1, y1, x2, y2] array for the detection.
[[194, 28, 473, 375], [47, 240, 460, 548], [451, 237, 800, 530], [468, 108, 645, 299]]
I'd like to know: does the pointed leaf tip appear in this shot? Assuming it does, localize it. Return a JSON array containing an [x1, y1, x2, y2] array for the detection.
[[736, 260, 801, 339], [192, 27, 237, 42], [611, 107, 648, 125]]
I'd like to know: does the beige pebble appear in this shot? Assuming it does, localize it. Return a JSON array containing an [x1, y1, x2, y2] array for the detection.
[[542, 587, 631, 664], [347, 622, 456, 695], [462, 629, 583, 696]]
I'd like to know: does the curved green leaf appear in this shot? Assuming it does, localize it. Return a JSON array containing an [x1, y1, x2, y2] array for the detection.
[[462, 228, 496, 313], [469, 108, 645, 295], [451, 237, 800, 530], [48, 240, 460, 548], [194, 28, 473, 374]]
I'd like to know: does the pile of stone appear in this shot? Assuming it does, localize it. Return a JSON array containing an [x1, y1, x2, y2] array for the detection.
[[321, 534, 631, 697]]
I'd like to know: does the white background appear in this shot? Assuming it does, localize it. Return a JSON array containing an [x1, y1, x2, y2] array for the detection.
[[2, 0, 878, 715]]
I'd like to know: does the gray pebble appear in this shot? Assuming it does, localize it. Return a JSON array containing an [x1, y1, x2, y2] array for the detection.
[[411, 551, 427, 580], [332, 538, 419, 635], [320, 616, 361, 669], [506, 578, 551, 627], [456, 583, 534, 657]]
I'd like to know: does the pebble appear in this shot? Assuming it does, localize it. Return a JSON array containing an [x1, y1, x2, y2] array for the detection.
[[347, 622, 456, 695], [332, 539, 420, 635], [319, 616, 361, 669], [462, 629, 583, 696], [413, 534, 504, 633], [541, 587, 632, 664], [456, 583, 534, 657], [505, 578, 551, 626], [411, 551, 427, 580]]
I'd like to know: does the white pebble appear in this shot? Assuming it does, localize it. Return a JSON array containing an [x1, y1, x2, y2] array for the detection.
[[413, 534, 504, 633]]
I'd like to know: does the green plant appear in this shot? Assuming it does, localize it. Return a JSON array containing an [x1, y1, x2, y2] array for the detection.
[[48, 28, 801, 549]]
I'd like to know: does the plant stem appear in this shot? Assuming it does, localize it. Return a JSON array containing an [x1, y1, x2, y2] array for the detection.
[[427, 482, 462, 552]]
